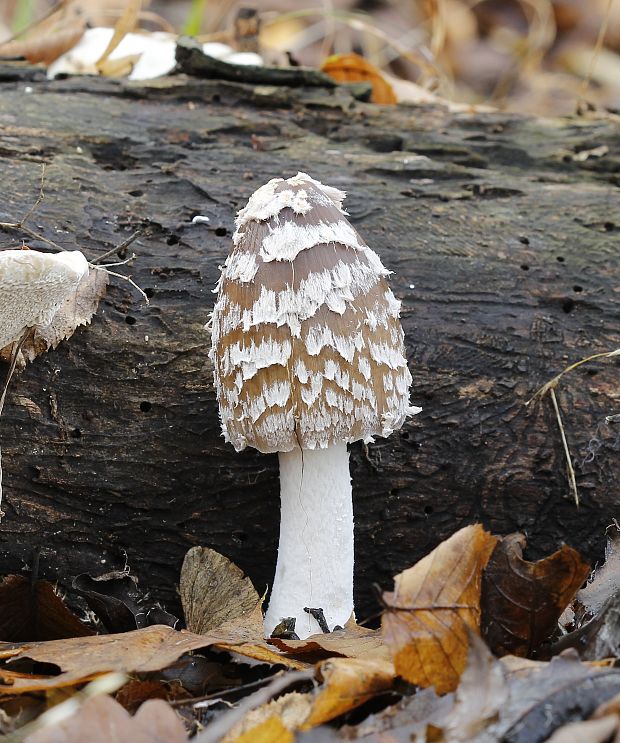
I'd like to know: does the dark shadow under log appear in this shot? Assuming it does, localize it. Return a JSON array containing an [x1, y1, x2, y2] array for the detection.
[[0, 65, 618, 620]]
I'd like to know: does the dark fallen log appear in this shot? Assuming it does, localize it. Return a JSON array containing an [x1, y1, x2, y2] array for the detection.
[[0, 65, 617, 620]]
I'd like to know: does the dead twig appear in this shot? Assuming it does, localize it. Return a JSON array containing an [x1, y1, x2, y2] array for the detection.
[[0, 164, 63, 251]]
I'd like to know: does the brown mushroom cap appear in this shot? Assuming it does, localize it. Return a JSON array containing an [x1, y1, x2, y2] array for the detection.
[[210, 172, 419, 453]]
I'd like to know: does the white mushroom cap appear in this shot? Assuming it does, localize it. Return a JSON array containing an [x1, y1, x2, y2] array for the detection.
[[0, 249, 89, 350], [210, 172, 421, 454]]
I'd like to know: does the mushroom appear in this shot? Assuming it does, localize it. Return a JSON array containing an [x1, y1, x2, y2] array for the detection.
[[210, 173, 420, 638], [0, 248, 90, 511]]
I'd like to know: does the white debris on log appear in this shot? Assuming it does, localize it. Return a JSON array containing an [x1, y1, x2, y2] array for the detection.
[[210, 172, 420, 454], [0, 249, 89, 350]]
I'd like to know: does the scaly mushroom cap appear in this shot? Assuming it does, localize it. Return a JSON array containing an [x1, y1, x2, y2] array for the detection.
[[0, 249, 89, 350], [210, 172, 420, 453]]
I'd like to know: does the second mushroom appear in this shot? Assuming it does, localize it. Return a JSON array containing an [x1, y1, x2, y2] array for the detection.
[[210, 172, 420, 638]]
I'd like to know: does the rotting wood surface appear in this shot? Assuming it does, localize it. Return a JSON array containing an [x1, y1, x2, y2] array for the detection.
[[0, 65, 618, 619]]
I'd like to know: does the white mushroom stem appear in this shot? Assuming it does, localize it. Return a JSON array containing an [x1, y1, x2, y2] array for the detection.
[[264, 442, 354, 639]]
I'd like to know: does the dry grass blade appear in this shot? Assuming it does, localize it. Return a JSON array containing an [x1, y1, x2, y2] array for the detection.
[[262, 8, 440, 82], [381, 524, 497, 693], [526, 348, 619, 506], [96, 0, 141, 70]]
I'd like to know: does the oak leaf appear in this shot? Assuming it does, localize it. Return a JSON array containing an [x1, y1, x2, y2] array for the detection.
[[381, 523, 497, 693]]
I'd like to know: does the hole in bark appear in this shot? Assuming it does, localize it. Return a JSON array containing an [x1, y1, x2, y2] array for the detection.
[[140, 401, 152, 412], [573, 285, 583, 293], [31, 466, 41, 480], [125, 315, 137, 325], [401, 431, 410, 439], [518, 236, 529, 245], [71, 428, 81, 438], [212, 93, 220, 103], [562, 298, 575, 313], [215, 227, 227, 237], [556, 256, 565, 263], [144, 287, 155, 298], [167, 235, 179, 245], [604, 222, 615, 232], [233, 531, 248, 543], [424, 505, 433, 515], [128, 189, 143, 197], [520, 264, 529, 271]]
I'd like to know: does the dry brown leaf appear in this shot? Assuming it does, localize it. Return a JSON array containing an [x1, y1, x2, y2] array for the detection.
[[181, 546, 260, 634], [321, 53, 397, 104], [0, 575, 93, 642], [481, 533, 590, 656], [381, 524, 498, 693], [0, 23, 86, 65], [233, 715, 294, 743], [301, 657, 395, 730], [0, 619, 309, 694], [270, 619, 390, 663], [24, 695, 187, 743]]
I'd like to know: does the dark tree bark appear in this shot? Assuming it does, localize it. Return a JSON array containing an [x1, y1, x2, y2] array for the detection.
[[0, 64, 618, 620]]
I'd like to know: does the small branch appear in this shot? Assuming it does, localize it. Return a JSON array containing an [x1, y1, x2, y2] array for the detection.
[[90, 230, 141, 264], [550, 389, 579, 507], [0, 163, 64, 251]]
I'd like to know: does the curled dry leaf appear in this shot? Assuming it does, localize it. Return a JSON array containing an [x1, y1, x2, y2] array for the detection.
[[23, 695, 187, 743], [321, 53, 397, 104], [0, 23, 86, 65], [481, 533, 590, 656], [0, 575, 93, 642], [180, 546, 261, 634], [381, 523, 497, 693]]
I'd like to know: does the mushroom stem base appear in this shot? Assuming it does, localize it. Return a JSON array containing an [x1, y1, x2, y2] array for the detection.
[[264, 442, 354, 639]]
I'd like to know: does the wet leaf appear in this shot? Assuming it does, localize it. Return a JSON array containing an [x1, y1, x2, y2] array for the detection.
[[481, 533, 590, 656], [381, 524, 497, 693], [23, 695, 187, 743], [0, 575, 92, 642], [181, 546, 260, 634], [321, 53, 397, 104], [73, 572, 179, 633]]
